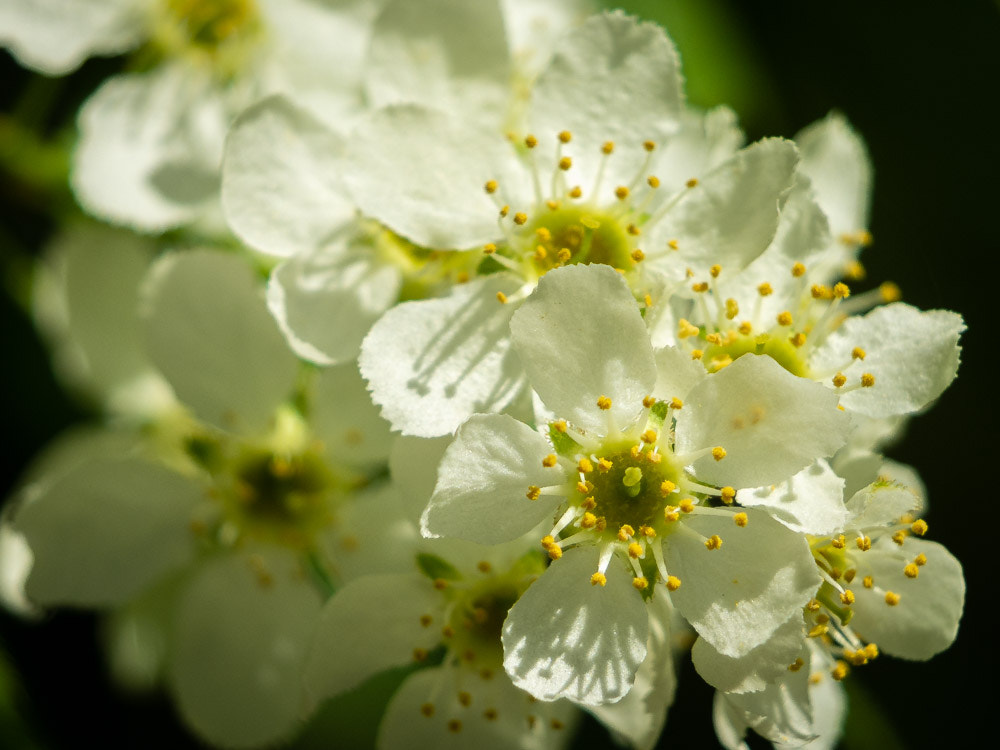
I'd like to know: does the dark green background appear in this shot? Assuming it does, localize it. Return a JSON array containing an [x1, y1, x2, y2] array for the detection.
[[1, 1, 995, 747]]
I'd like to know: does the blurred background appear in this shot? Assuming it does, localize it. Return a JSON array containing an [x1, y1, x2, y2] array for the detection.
[[1, 0, 995, 747]]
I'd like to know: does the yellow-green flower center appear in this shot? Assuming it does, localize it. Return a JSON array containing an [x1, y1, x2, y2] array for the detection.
[[151, 0, 261, 76], [520, 205, 635, 278]]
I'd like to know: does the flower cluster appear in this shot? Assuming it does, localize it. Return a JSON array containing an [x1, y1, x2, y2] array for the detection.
[[0, 1, 965, 749]]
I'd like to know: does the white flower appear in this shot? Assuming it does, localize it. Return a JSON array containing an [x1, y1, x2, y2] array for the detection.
[[420, 264, 848, 704], [11, 249, 399, 746]]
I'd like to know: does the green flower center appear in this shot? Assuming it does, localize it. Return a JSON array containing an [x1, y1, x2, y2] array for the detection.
[[370, 224, 481, 301], [520, 206, 635, 277], [701, 332, 812, 378], [152, 0, 261, 76]]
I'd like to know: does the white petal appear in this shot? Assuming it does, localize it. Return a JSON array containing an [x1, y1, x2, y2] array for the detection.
[[72, 66, 222, 232], [142, 250, 299, 434], [0, 513, 38, 617], [0, 0, 142, 75], [359, 275, 527, 437], [389, 435, 453, 526], [849, 538, 964, 660], [654, 138, 799, 282], [692, 614, 805, 694], [501, 0, 591, 79], [422, 415, 563, 544], [221, 96, 353, 257], [587, 593, 676, 750], [844, 481, 920, 530], [676, 354, 850, 488], [304, 573, 441, 704], [378, 663, 577, 750], [170, 549, 322, 747], [529, 11, 683, 189], [502, 546, 647, 705], [103, 578, 176, 692], [712, 691, 751, 750], [366, 0, 509, 115], [651, 344, 707, 402], [510, 264, 654, 435], [664, 510, 819, 657], [877, 459, 928, 515], [651, 106, 745, 194], [311, 363, 393, 469], [795, 112, 872, 240], [343, 105, 507, 249], [811, 303, 964, 418], [738, 460, 848, 536], [776, 664, 846, 750], [267, 237, 401, 365], [15, 458, 202, 607], [719, 657, 815, 746]]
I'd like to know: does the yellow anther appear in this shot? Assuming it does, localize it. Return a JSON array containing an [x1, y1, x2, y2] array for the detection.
[[809, 673, 823, 685], [788, 658, 805, 672], [832, 372, 847, 388], [691, 281, 709, 293], [569, 185, 582, 198], [547, 545, 562, 560], [433, 578, 449, 590], [580, 512, 598, 529], [668, 239, 679, 250], [456, 271, 470, 284], [647, 175, 661, 188], [720, 486, 736, 504], [642, 395, 657, 408], [552, 420, 567, 433], [791, 262, 807, 277], [860, 373, 876, 387], [541, 535, 556, 547], [602, 141, 615, 154], [646, 451, 662, 464], [904, 563, 919, 578], [705, 333, 724, 346], [496, 291, 508, 304], [642, 139, 657, 152], [880, 281, 902, 302], [524, 134, 538, 148], [598, 457, 614, 472], [911, 519, 928, 536], [808, 623, 829, 638], [757, 282, 773, 297], [557, 248, 572, 262], [580, 496, 596, 510], [856, 535, 872, 551], [832, 534, 846, 549], [790, 332, 807, 348], [679, 498, 695, 513], [705, 534, 723, 551], [632, 576, 649, 590], [738, 321, 753, 335], [627, 224, 641, 236], [776, 310, 793, 327], [477, 560, 492, 573], [712, 446, 727, 461], [833, 282, 851, 299], [806, 599, 821, 612], [725, 298, 740, 319], [447, 719, 462, 733], [442, 625, 455, 638], [708, 265, 722, 280], [513, 212, 527, 225], [614, 185, 629, 201], [641, 429, 658, 444], [915, 553, 927, 566], [577, 457, 594, 474], [830, 567, 843, 580], [863, 643, 879, 659], [628, 542, 644, 559], [686, 178, 699, 188], [669, 397, 683, 410], [845, 649, 868, 666], [678, 318, 700, 338], [892, 529, 908, 545], [542, 454, 558, 468], [885, 591, 901, 606], [845, 569, 857, 583], [421, 703, 435, 717], [660, 480, 676, 496], [618, 524, 636, 541], [863, 575, 874, 589], [831, 661, 849, 681], [484, 180, 498, 194], [664, 506, 680, 522], [535, 227, 551, 241], [811, 284, 832, 299], [591, 572, 607, 586], [558, 156, 572, 170], [840, 589, 856, 605], [413, 648, 429, 661], [631, 249, 646, 262], [666, 575, 682, 591], [499, 205, 509, 217], [526, 485, 541, 500], [640, 525, 656, 538], [558, 130, 572, 143], [851, 347, 867, 360], [547, 199, 560, 210], [420, 614, 433, 627], [597, 395, 612, 410], [733, 512, 749, 527]]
